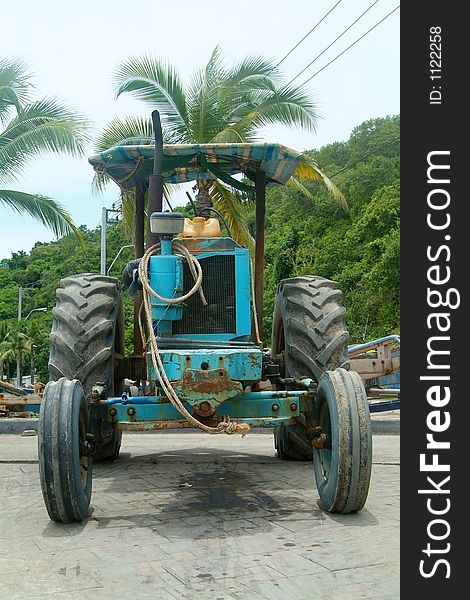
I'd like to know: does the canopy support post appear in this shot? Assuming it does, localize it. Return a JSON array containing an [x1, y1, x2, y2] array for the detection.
[[133, 183, 145, 356], [255, 169, 266, 343]]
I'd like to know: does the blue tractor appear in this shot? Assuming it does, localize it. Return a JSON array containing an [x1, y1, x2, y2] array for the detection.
[[38, 111, 372, 522]]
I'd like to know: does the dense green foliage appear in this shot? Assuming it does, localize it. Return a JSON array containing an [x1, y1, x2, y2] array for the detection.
[[0, 115, 399, 382], [261, 115, 400, 341], [0, 226, 134, 382]]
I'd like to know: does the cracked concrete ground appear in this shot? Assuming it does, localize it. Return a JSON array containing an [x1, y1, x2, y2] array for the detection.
[[0, 428, 399, 599]]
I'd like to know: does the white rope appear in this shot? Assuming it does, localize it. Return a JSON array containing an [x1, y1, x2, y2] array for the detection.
[[138, 241, 250, 437]]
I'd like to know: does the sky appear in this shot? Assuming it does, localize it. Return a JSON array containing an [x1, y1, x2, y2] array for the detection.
[[1, 0, 399, 259]]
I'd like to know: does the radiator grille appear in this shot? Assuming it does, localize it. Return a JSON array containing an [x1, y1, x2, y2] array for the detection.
[[173, 254, 236, 334]]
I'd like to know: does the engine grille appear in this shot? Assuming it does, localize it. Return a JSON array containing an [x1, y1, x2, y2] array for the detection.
[[173, 254, 236, 334]]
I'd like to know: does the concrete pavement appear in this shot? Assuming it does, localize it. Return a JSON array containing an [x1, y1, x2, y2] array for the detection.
[[0, 430, 399, 599]]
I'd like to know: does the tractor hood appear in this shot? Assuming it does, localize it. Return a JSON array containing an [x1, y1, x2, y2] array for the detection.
[[88, 142, 302, 191]]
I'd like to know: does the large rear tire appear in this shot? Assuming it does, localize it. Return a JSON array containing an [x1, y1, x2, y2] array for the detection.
[[38, 378, 92, 523], [48, 273, 124, 459], [313, 369, 372, 513], [271, 276, 349, 461]]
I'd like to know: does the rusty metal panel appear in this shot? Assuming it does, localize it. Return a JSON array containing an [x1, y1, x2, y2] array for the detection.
[[173, 368, 243, 415], [148, 348, 262, 383]]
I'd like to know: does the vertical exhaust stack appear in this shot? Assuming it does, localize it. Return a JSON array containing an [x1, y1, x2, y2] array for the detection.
[[146, 110, 164, 248]]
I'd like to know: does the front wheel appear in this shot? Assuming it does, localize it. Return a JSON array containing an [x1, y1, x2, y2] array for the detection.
[[313, 368, 372, 513], [38, 378, 93, 523]]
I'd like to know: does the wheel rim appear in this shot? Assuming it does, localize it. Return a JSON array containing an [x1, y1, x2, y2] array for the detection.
[[317, 399, 332, 482], [275, 320, 286, 379], [78, 410, 89, 489]]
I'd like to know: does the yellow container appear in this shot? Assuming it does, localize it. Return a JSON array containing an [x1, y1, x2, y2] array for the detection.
[[178, 217, 221, 238]]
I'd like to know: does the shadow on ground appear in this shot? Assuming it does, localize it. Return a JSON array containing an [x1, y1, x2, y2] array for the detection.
[[41, 444, 383, 541]]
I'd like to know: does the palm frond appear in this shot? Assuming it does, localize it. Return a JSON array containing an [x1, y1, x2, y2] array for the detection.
[[114, 182, 179, 236], [0, 344, 15, 363], [0, 189, 86, 246], [225, 54, 281, 87], [91, 115, 155, 195], [114, 55, 189, 141], [243, 85, 319, 132], [0, 57, 32, 122], [286, 176, 315, 201], [91, 171, 111, 195], [120, 189, 139, 239], [94, 115, 155, 152], [209, 180, 254, 248], [91, 115, 180, 196], [186, 47, 229, 143], [0, 86, 22, 120], [210, 114, 260, 143], [217, 55, 280, 125], [294, 156, 347, 209], [0, 98, 89, 183], [212, 82, 319, 144], [211, 127, 247, 143]]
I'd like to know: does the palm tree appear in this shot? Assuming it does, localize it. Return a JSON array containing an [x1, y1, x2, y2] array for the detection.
[[94, 48, 344, 245], [0, 320, 12, 381], [0, 341, 15, 381], [0, 57, 88, 242], [0, 322, 32, 386]]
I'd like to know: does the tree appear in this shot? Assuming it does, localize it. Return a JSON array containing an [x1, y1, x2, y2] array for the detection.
[[0, 322, 31, 385], [0, 339, 15, 381], [0, 58, 88, 242], [94, 47, 344, 245]]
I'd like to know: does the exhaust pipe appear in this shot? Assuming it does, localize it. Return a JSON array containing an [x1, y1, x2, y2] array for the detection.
[[146, 110, 164, 247]]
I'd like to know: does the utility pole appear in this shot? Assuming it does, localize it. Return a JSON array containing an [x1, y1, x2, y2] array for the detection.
[[30, 345, 37, 385], [17, 287, 23, 323], [16, 287, 23, 387], [100, 206, 120, 275]]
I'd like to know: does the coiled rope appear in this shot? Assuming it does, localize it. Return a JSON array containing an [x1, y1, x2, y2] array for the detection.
[[138, 240, 250, 436]]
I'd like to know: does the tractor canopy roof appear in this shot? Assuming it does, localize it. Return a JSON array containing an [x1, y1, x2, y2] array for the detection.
[[88, 143, 302, 192]]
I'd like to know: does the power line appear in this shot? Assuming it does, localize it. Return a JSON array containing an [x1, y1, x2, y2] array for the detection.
[[297, 136, 400, 219], [300, 5, 400, 86], [329, 136, 400, 179], [20, 280, 42, 289], [288, 0, 382, 87], [271, 0, 344, 72]]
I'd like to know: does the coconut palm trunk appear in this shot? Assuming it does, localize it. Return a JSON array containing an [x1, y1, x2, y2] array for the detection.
[[195, 182, 212, 216]]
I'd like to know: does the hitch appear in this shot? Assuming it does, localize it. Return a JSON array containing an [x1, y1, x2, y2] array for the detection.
[[306, 426, 330, 449], [80, 433, 96, 457]]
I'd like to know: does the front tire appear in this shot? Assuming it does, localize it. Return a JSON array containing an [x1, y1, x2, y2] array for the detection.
[[313, 369, 372, 513], [38, 378, 92, 523]]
